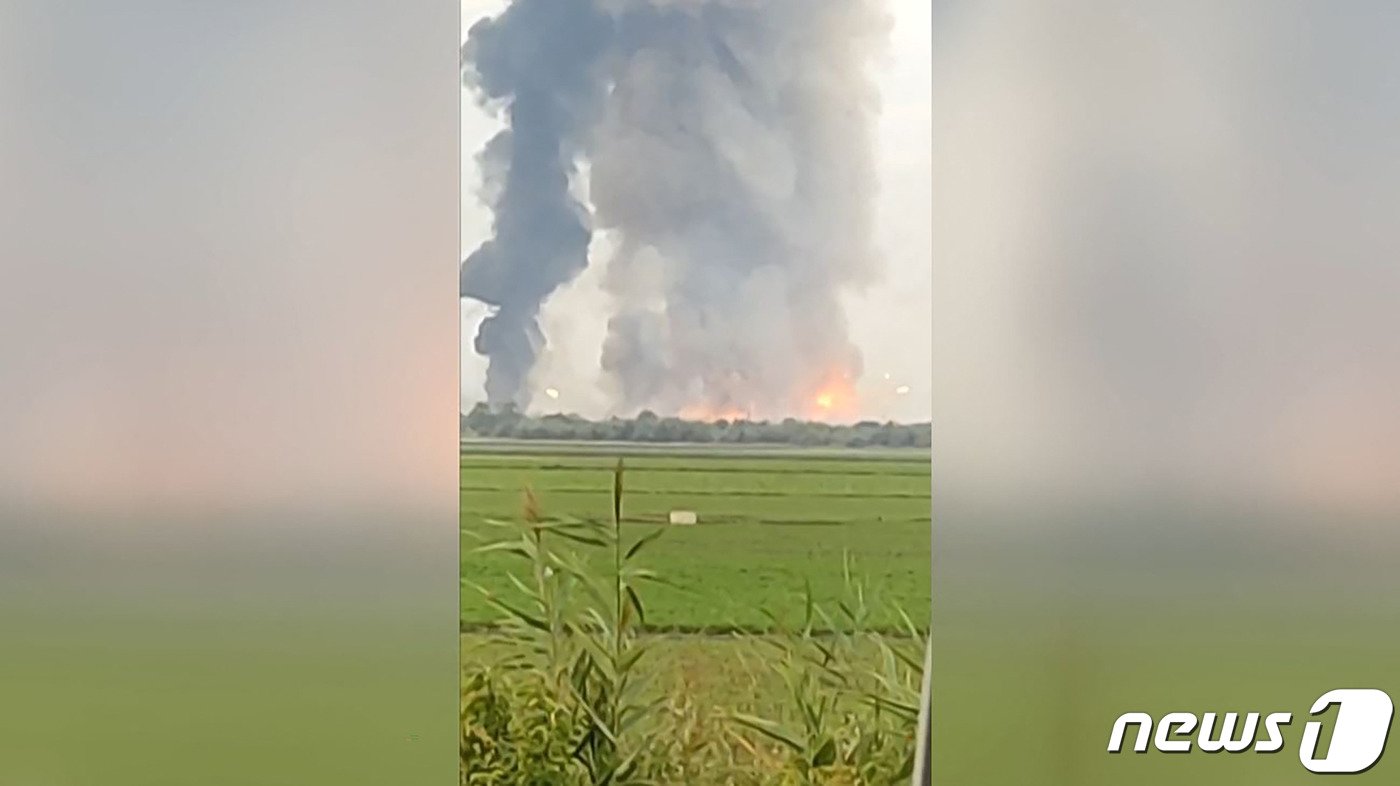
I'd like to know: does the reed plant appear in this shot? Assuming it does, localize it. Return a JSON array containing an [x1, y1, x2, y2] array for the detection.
[[461, 459, 926, 785]]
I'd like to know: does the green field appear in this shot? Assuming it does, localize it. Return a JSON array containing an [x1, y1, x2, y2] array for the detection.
[[460, 443, 930, 782], [460, 444, 931, 631]]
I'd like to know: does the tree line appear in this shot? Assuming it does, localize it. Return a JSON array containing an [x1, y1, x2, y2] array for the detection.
[[461, 403, 931, 448]]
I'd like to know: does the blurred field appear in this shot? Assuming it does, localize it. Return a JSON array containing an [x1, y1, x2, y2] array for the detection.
[[931, 504, 1400, 784], [460, 444, 932, 632]]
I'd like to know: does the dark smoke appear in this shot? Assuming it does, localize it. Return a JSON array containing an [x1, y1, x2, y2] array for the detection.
[[460, 0, 612, 408], [463, 0, 890, 417]]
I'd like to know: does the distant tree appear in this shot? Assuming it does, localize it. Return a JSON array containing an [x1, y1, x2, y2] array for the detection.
[[458, 402, 930, 448]]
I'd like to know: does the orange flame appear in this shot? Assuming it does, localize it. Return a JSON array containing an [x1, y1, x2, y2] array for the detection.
[[807, 371, 859, 422], [673, 368, 860, 423]]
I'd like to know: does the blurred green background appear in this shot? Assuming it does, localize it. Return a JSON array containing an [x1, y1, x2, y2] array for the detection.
[[0, 518, 458, 785], [931, 503, 1400, 784]]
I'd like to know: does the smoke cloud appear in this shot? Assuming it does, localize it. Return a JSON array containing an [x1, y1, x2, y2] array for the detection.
[[461, 0, 890, 417], [460, 0, 612, 409]]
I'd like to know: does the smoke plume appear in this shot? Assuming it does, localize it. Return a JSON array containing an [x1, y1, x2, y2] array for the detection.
[[462, 0, 890, 417], [460, 0, 612, 409]]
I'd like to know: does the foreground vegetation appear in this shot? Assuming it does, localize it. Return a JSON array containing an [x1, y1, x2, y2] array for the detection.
[[461, 455, 927, 784]]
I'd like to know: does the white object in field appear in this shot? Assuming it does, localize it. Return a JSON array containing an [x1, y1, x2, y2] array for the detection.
[[668, 510, 698, 525]]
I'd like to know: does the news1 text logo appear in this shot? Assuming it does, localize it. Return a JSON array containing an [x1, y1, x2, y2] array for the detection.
[[1108, 689, 1394, 774]]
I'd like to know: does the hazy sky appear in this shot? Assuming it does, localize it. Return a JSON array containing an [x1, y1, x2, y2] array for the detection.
[[459, 0, 932, 421], [0, 1, 458, 511], [929, 0, 1400, 512]]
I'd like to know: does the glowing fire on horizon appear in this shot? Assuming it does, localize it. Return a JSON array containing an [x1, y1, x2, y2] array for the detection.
[[672, 369, 863, 423], [807, 373, 859, 422], [669, 368, 865, 424]]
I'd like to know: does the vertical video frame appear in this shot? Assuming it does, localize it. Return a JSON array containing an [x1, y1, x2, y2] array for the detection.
[[458, 2, 932, 783]]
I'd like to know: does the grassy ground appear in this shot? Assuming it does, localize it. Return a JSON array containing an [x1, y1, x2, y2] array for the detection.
[[460, 446, 931, 632], [460, 444, 930, 783]]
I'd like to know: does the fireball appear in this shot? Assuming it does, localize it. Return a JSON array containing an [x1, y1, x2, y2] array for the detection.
[[807, 372, 859, 421]]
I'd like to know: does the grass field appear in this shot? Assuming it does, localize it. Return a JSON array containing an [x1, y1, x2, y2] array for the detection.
[[460, 444, 931, 631], [460, 443, 930, 782]]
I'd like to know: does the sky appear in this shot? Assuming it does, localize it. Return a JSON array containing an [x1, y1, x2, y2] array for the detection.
[[928, 0, 1400, 512], [458, 0, 933, 422], [0, 1, 458, 510]]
